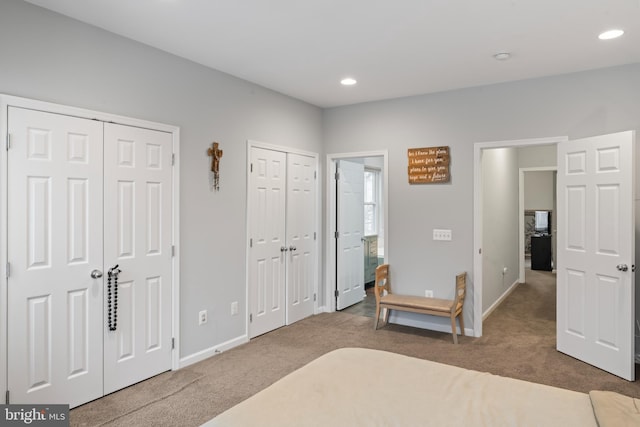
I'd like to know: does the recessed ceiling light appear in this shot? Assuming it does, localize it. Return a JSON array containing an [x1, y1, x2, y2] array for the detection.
[[598, 29, 624, 40], [341, 78, 357, 86], [493, 52, 511, 61]]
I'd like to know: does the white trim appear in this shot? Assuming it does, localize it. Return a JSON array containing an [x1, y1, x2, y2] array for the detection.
[[473, 136, 566, 338], [171, 128, 181, 371], [178, 334, 249, 369], [326, 150, 389, 312], [0, 97, 8, 402], [518, 167, 556, 282], [482, 279, 520, 320], [0, 94, 181, 402], [248, 139, 318, 158], [245, 140, 321, 337]]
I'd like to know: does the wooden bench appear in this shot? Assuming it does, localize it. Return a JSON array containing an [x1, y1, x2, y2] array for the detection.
[[373, 264, 467, 344]]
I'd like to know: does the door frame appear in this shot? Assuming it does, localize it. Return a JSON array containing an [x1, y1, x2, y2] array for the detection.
[[325, 150, 388, 312], [473, 136, 566, 337], [518, 167, 557, 282], [0, 94, 181, 400], [245, 140, 320, 338]]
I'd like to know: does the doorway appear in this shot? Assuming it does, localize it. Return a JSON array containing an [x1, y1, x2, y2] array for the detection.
[[475, 132, 636, 381], [326, 151, 388, 313], [473, 137, 564, 337]]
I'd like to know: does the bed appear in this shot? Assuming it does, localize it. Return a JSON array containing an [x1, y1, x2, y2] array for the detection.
[[202, 347, 640, 426]]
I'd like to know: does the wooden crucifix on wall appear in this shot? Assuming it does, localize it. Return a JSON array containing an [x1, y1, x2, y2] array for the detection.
[[207, 142, 223, 191]]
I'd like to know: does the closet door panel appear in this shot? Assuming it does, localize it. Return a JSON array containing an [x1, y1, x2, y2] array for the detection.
[[103, 123, 173, 395], [7, 107, 104, 408]]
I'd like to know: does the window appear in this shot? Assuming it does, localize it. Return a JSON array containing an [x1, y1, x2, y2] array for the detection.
[[364, 168, 380, 236]]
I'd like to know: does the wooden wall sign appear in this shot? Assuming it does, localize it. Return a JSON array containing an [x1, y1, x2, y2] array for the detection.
[[407, 146, 450, 184]]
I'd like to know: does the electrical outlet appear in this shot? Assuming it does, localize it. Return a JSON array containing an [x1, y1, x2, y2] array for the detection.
[[425, 290, 434, 298], [433, 229, 452, 241], [231, 301, 238, 316], [198, 310, 207, 325]]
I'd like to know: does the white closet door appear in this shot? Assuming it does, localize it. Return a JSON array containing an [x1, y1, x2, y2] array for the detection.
[[286, 153, 316, 324], [103, 123, 173, 394], [336, 160, 365, 310], [249, 147, 287, 338], [7, 107, 104, 407]]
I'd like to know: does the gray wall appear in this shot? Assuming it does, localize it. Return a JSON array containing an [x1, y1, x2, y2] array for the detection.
[[3, 0, 640, 354], [524, 171, 554, 211], [482, 148, 520, 313], [323, 62, 640, 332], [0, 0, 324, 358]]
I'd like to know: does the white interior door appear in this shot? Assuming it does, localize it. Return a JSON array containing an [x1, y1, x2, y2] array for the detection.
[[286, 153, 316, 324], [336, 160, 365, 310], [556, 131, 635, 380], [7, 107, 104, 407], [249, 147, 287, 338], [103, 123, 173, 394]]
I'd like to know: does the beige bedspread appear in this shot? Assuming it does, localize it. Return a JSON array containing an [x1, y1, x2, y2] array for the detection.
[[204, 348, 601, 426]]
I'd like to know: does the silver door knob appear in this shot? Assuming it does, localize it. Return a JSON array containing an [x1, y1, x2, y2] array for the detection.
[[280, 246, 288, 252], [91, 269, 103, 279], [617, 264, 629, 272], [289, 246, 297, 252]]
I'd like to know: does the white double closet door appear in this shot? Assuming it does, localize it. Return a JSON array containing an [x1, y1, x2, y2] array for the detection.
[[248, 147, 316, 338], [7, 107, 173, 408]]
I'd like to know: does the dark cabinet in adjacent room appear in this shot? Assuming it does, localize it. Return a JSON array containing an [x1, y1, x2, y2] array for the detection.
[[531, 234, 552, 271]]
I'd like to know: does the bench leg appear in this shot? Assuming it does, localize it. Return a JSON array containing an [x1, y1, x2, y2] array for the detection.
[[382, 308, 389, 326], [451, 314, 458, 344]]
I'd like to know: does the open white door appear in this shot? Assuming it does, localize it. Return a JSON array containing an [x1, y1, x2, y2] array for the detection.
[[286, 153, 316, 324], [557, 131, 635, 380], [336, 160, 365, 310]]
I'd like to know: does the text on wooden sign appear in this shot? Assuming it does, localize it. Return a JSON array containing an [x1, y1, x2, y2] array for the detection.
[[407, 146, 450, 183]]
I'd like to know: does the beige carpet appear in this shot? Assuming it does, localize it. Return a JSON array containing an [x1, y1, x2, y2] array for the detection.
[[70, 269, 640, 426]]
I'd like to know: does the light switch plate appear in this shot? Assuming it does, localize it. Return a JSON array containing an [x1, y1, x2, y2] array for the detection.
[[433, 229, 452, 241]]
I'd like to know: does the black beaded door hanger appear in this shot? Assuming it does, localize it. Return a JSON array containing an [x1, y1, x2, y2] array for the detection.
[[107, 265, 121, 331]]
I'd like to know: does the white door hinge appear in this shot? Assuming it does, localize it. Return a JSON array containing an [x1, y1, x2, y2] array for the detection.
[[172, 153, 175, 165], [5, 390, 9, 404], [335, 171, 340, 180], [6, 134, 11, 151], [335, 231, 339, 239], [171, 246, 175, 257], [249, 238, 253, 248], [313, 293, 317, 302], [314, 232, 316, 241], [314, 171, 317, 179], [5, 262, 10, 279], [250, 163, 253, 173], [249, 313, 253, 323], [171, 337, 175, 350]]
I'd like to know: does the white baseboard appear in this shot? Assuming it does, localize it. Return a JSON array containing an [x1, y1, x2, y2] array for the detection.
[[178, 334, 248, 369], [482, 279, 520, 321]]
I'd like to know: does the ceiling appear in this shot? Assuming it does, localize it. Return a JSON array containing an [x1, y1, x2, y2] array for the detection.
[[23, 0, 640, 108]]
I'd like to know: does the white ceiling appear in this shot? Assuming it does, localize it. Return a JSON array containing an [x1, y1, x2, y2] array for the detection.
[[23, 0, 640, 108]]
